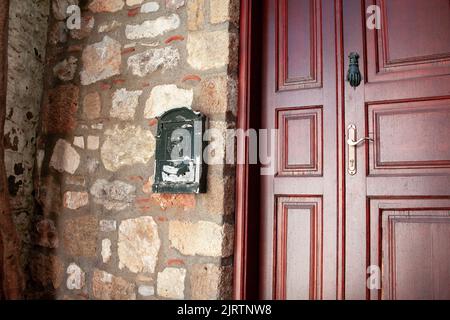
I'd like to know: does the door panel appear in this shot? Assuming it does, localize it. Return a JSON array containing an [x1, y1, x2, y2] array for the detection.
[[368, 98, 450, 175], [274, 196, 323, 300], [260, 0, 338, 300], [368, 199, 450, 300], [366, 0, 450, 82], [277, 0, 323, 90], [276, 107, 323, 176]]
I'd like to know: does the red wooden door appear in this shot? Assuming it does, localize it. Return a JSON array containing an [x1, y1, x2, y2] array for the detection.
[[344, 0, 450, 300], [260, 0, 340, 300], [259, 0, 450, 300]]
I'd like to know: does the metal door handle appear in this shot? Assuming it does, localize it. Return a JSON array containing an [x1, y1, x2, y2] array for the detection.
[[347, 137, 374, 147], [347, 124, 373, 175]]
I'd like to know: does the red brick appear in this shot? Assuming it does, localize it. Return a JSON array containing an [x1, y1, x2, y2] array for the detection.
[[128, 7, 140, 17], [63, 216, 98, 257], [182, 74, 202, 82], [165, 35, 185, 44], [151, 194, 196, 211], [168, 259, 185, 267], [43, 84, 79, 134], [112, 78, 126, 85], [121, 47, 135, 55], [100, 82, 111, 91]]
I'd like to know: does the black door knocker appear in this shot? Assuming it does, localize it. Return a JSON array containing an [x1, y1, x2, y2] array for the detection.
[[347, 52, 362, 89]]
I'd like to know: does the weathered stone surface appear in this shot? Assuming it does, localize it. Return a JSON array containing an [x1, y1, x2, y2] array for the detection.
[[3, 125, 24, 153], [142, 176, 153, 194], [210, 0, 231, 24], [92, 269, 136, 300], [49, 21, 68, 44], [62, 216, 98, 257], [83, 92, 101, 120], [125, 14, 180, 39], [37, 150, 45, 173], [66, 175, 86, 186], [43, 84, 79, 134], [98, 20, 122, 33], [49, 139, 80, 174], [166, 0, 185, 10], [70, 15, 95, 40], [91, 123, 104, 130], [12, 212, 31, 245], [144, 84, 193, 119], [110, 88, 143, 120], [141, 2, 160, 13], [138, 285, 155, 297], [101, 239, 112, 263], [199, 172, 235, 216], [66, 263, 85, 290], [187, 30, 229, 70], [87, 157, 100, 174], [207, 122, 231, 165], [90, 179, 136, 211], [204, 121, 227, 163], [52, 0, 79, 20], [87, 136, 100, 150], [80, 36, 122, 85], [73, 136, 84, 149], [187, 0, 204, 31], [196, 75, 234, 115], [38, 176, 62, 216], [136, 274, 153, 282], [100, 220, 117, 232], [63, 191, 89, 210], [190, 264, 232, 300], [169, 221, 234, 257], [101, 125, 155, 172], [127, 47, 180, 77], [35, 219, 59, 249], [157, 268, 186, 299], [89, 0, 124, 13], [126, 0, 144, 5], [30, 253, 64, 289], [118, 217, 161, 273], [6, 0, 49, 236]]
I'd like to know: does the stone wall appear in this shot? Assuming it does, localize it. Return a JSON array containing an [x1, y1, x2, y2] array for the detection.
[[29, 0, 239, 300], [4, 0, 50, 278]]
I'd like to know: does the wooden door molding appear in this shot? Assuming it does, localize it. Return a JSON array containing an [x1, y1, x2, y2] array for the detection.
[[234, 0, 262, 300], [233, 0, 251, 300], [367, 197, 450, 300]]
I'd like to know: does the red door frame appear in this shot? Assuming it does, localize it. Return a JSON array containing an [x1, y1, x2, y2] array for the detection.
[[233, 0, 257, 300], [234, 0, 252, 300]]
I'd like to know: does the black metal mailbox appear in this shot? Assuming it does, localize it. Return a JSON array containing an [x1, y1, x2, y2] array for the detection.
[[152, 107, 207, 194]]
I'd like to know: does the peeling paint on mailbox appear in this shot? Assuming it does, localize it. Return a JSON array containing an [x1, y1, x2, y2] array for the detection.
[[153, 107, 208, 194]]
